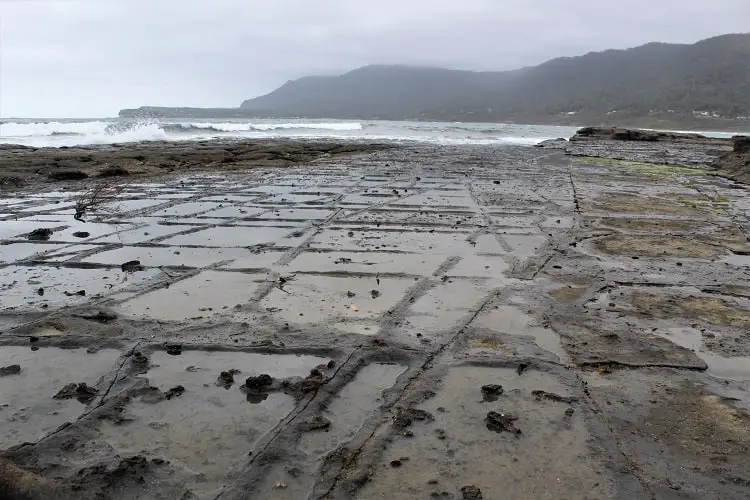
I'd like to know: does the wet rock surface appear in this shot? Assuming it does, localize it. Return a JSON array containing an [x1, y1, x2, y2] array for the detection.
[[1, 138, 750, 499], [716, 135, 750, 184], [52, 382, 99, 403], [567, 126, 735, 168], [0, 138, 392, 189]]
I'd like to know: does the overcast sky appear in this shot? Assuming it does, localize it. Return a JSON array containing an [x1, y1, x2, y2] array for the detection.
[[1, 0, 749, 118]]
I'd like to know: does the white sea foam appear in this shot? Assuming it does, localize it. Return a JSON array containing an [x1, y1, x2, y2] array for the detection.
[[0, 120, 110, 137], [164, 121, 364, 133], [0, 121, 169, 147], [0, 118, 576, 148]]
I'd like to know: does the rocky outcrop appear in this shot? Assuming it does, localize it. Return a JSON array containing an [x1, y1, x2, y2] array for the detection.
[[0, 140, 393, 190], [714, 135, 750, 184], [535, 138, 568, 149], [571, 127, 726, 144], [565, 127, 734, 169], [733, 135, 750, 154]]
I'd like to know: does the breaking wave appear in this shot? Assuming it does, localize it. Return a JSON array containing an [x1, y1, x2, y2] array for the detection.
[[162, 122, 364, 134], [0, 120, 111, 137], [0, 118, 576, 148]]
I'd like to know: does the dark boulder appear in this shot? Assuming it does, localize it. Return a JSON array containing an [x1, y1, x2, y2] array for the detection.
[[48, 170, 89, 181], [0, 364, 21, 376], [733, 135, 750, 154], [28, 228, 54, 241], [98, 166, 130, 177]]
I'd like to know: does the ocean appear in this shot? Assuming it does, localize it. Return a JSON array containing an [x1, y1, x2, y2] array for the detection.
[[0, 118, 580, 148]]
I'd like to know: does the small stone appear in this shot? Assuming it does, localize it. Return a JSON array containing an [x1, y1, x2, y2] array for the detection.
[[0, 364, 21, 377], [461, 485, 483, 499], [53, 382, 99, 403], [121, 260, 144, 273], [245, 374, 274, 389], [302, 416, 331, 432], [480, 384, 504, 402], [217, 370, 240, 389], [166, 344, 182, 356], [28, 228, 54, 241], [165, 385, 185, 400], [392, 407, 434, 429], [485, 411, 521, 435]]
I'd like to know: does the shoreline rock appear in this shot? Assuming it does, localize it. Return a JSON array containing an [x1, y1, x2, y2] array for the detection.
[[0, 139, 394, 191], [562, 126, 736, 170]]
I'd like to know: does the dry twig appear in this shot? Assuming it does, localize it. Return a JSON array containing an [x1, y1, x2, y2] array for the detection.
[[74, 179, 125, 221]]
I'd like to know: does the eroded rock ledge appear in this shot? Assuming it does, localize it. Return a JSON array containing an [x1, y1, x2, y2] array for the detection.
[[539, 126, 750, 183]]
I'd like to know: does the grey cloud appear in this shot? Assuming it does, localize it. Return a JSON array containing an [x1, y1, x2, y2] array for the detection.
[[1, 0, 749, 117]]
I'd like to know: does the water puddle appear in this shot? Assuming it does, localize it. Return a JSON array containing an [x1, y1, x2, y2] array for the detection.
[[162, 226, 308, 248], [286, 251, 445, 276], [473, 233, 507, 254], [310, 228, 472, 253], [0, 346, 119, 448], [51, 222, 131, 242], [0, 198, 31, 208], [90, 221, 190, 244], [152, 193, 196, 200], [343, 210, 484, 227], [0, 220, 65, 240], [0, 265, 159, 311], [84, 246, 251, 268], [357, 366, 606, 500], [0, 243, 57, 264], [403, 281, 489, 339], [501, 234, 548, 257], [340, 193, 396, 205], [722, 253, 750, 267], [256, 275, 414, 328], [475, 305, 568, 363], [200, 195, 260, 203], [660, 327, 750, 381], [117, 270, 264, 321], [150, 202, 226, 217], [242, 186, 293, 195], [99, 350, 325, 495], [392, 193, 475, 208], [17, 214, 71, 222], [107, 199, 168, 213], [43, 244, 102, 261], [201, 206, 266, 218], [300, 363, 405, 455], [449, 255, 509, 278], [219, 251, 285, 270], [18, 202, 76, 213], [256, 208, 333, 221], [258, 193, 331, 204]]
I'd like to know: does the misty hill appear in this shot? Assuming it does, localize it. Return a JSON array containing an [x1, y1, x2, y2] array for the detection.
[[238, 33, 750, 125], [240, 66, 518, 119]]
